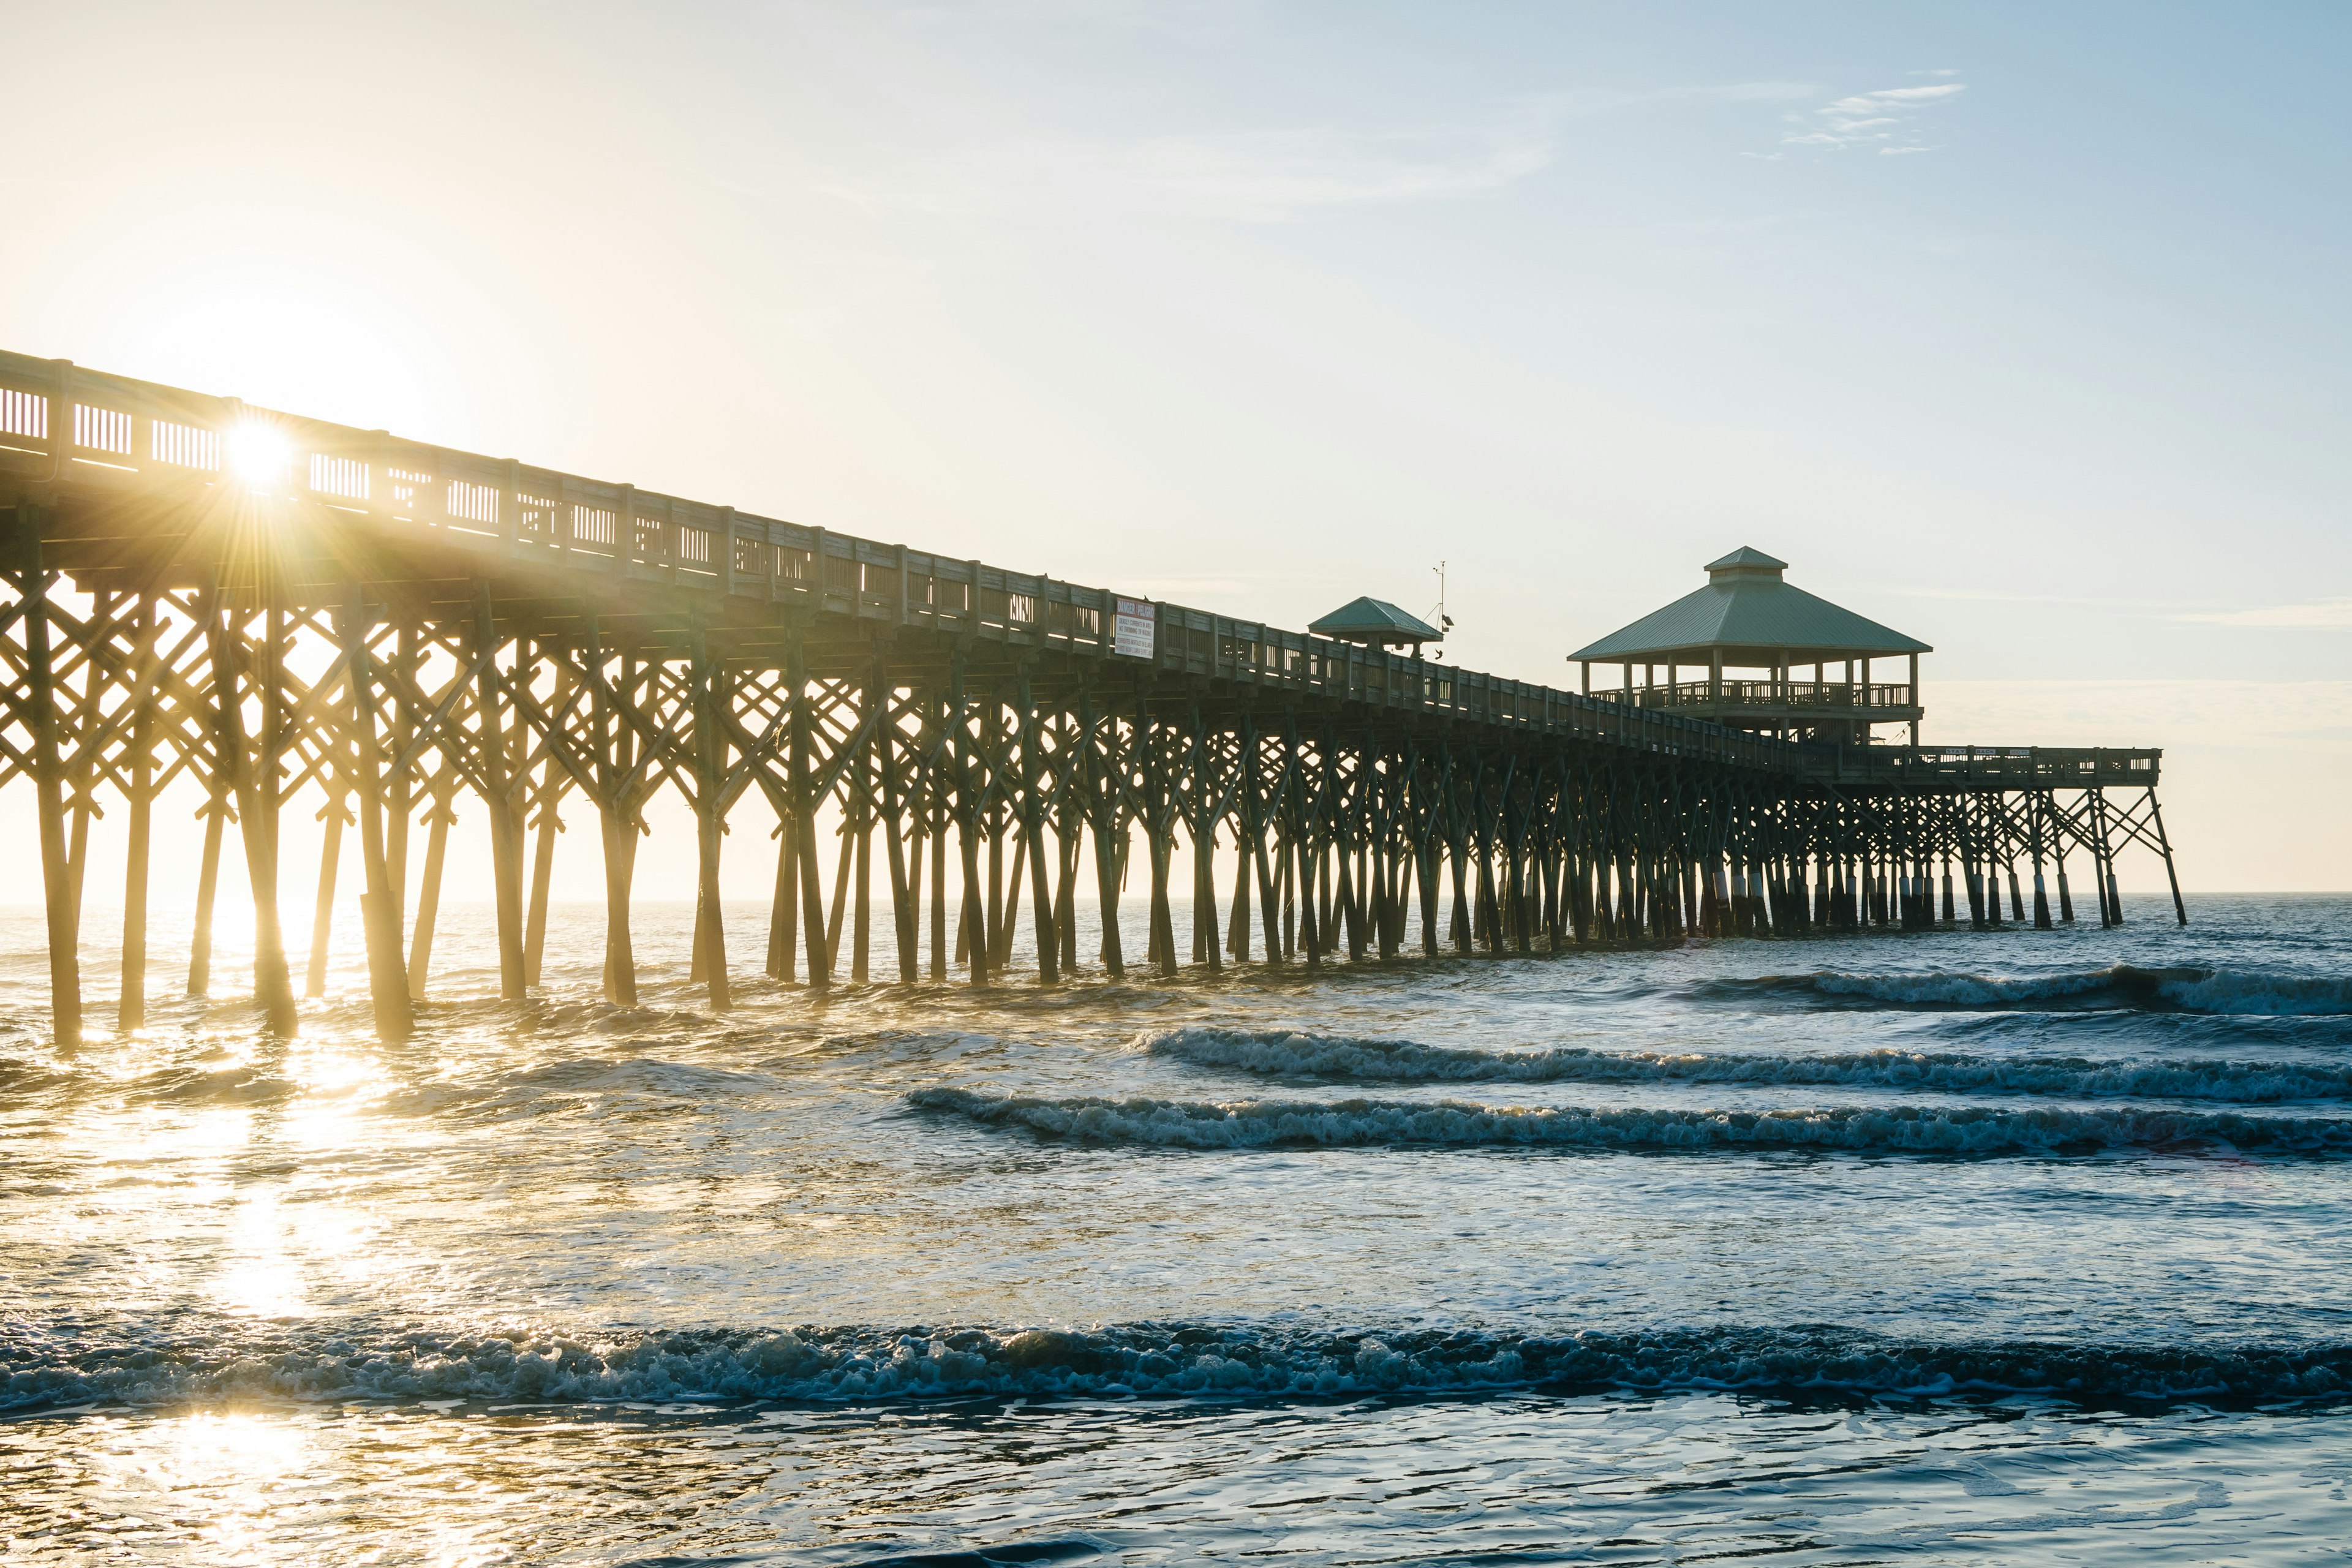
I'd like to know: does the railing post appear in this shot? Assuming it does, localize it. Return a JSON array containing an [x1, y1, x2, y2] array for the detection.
[[43, 358, 71, 481], [613, 483, 634, 577]]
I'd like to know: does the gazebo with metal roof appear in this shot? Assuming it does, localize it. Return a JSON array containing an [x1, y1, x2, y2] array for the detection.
[[1310, 595, 1444, 653], [1570, 547, 1931, 744]]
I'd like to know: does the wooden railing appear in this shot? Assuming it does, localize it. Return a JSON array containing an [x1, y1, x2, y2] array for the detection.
[[1597, 679, 1917, 712], [0, 350, 2158, 789], [1863, 747, 2162, 786]]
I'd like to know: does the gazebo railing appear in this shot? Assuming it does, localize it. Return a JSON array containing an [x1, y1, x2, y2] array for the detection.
[[1597, 679, 1916, 711]]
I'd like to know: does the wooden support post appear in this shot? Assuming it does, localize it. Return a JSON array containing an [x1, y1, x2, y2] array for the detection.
[[851, 812, 873, 983], [988, 832, 1025, 971], [1085, 688, 1125, 979], [768, 823, 798, 982], [599, 807, 638, 1005], [524, 804, 557, 990], [1254, 832, 1281, 968], [1026, 804, 1057, 984], [1448, 831, 1471, 955], [1286, 720, 1316, 971], [930, 802, 949, 981], [1058, 821, 1081, 975], [388, 621, 415, 930], [523, 657, 567, 990], [1509, 831, 1532, 956], [1228, 837, 1252, 962], [948, 653, 984, 987], [876, 662, 918, 984], [2091, 789, 2127, 926], [1588, 841, 1611, 943], [409, 777, 454, 1001], [20, 530, 83, 1047], [189, 797, 225, 998], [2028, 792, 2054, 930], [2149, 791, 2188, 927], [305, 797, 345, 998], [691, 637, 731, 1009], [1325, 833, 1348, 956], [959, 804, 989, 986], [217, 598, 297, 1036], [1193, 818, 1223, 973], [1419, 840, 1441, 956], [1278, 840, 1297, 960], [1148, 819, 1177, 978], [1294, 840, 1320, 970], [824, 829, 854, 971], [119, 594, 159, 1032], [1137, 715, 1174, 979], [342, 587, 413, 1040], [783, 654, 827, 989], [956, 845, 974, 967], [64, 594, 104, 938], [986, 817, 1005, 965], [595, 633, 639, 1006], [475, 586, 527, 1000], [906, 819, 925, 978]]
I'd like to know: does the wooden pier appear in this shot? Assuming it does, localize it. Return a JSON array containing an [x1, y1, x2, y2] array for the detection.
[[0, 350, 2187, 1044]]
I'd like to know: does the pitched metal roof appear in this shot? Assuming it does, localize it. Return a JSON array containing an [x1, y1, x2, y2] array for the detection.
[[1570, 550, 1929, 662], [1310, 595, 1443, 641]]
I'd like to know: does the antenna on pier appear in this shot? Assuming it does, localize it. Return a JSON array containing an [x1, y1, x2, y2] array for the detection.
[[1425, 562, 1455, 658]]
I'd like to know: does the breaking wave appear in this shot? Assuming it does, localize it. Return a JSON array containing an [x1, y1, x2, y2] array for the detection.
[[1147, 1028, 2352, 1103], [1701, 964, 2352, 1016], [909, 1086, 2352, 1156], [7, 1319, 2348, 1413]]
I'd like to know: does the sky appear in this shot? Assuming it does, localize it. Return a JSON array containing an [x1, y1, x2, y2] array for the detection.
[[4, 0, 2348, 905]]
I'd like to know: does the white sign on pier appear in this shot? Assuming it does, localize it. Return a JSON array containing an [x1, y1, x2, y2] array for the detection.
[[1114, 597, 1156, 660]]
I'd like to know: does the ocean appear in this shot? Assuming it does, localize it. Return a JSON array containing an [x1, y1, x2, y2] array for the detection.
[[4, 892, 2350, 1563]]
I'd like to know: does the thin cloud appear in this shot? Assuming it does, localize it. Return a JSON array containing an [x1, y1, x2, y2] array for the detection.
[[2180, 600, 2352, 628], [818, 109, 1557, 222], [1782, 79, 1966, 156], [824, 83, 1820, 222], [1057, 115, 1558, 217]]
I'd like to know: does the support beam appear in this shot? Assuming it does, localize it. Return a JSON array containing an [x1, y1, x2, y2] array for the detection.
[[19, 526, 82, 1047], [475, 584, 526, 1000], [342, 587, 413, 1040], [118, 593, 159, 1033]]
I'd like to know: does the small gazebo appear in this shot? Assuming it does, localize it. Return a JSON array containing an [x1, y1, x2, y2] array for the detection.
[[1310, 595, 1444, 654], [1569, 547, 1931, 744]]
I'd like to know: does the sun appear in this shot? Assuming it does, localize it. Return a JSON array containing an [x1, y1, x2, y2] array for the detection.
[[222, 420, 295, 488]]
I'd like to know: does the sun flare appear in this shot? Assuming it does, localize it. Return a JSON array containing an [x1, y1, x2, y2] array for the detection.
[[222, 420, 295, 488]]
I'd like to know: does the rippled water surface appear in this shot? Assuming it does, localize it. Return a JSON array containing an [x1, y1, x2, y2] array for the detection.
[[6, 893, 2351, 1562]]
